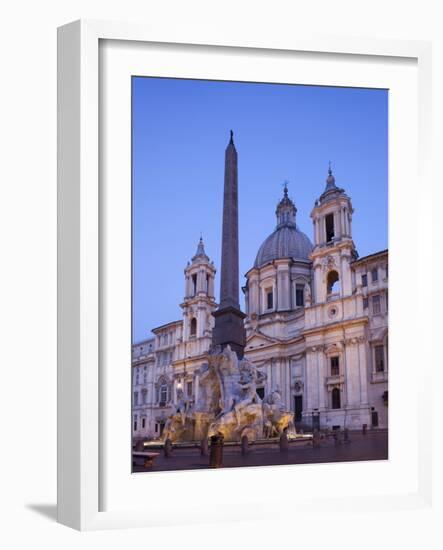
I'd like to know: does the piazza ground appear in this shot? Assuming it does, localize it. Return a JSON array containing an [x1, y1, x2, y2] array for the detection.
[[132, 429, 388, 473]]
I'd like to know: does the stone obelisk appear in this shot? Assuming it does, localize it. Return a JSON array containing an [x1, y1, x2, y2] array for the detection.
[[212, 131, 246, 358]]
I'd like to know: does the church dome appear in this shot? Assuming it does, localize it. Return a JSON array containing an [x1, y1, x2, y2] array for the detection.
[[254, 184, 313, 268], [254, 226, 313, 268]]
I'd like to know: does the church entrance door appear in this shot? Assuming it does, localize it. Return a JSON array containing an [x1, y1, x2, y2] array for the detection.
[[294, 395, 303, 422]]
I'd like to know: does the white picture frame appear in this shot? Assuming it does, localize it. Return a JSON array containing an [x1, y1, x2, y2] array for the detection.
[[57, 19, 435, 531]]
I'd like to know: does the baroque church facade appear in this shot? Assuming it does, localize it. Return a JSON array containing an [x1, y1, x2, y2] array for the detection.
[[132, 149, 388, 440]]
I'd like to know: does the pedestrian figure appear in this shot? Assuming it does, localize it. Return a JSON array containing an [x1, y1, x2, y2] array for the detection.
[[200, 437, 208, 456], [241, 434, 249, 455], [164, 438, 173, 458], [279, 429, 289, 452], [209, 433, 224, 468]]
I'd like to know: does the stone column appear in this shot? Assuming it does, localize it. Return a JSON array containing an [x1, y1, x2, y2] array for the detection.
[[314, 263, 324, 304], [345, 339, 359, 407], [314, 218, 319, 245], [197, 268, 205, 293], [219, 133, 240, 310], [306, 347, 319, 411], [250, 277, 259, 315], [194, 373, 200, 405], [209, 273, 215, 298], [340, 253, 353, 297], [318, 351, 326, 410], [285, 357, 291, 408], [212, 131, 246, 358], [358, 339, 369, 405], [276, 264, 290, 310], [334, 210, 341, 238], [197, 307, 204, 338]]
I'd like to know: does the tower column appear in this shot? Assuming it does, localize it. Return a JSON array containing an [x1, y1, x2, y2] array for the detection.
[[212, 131, 246, 358]]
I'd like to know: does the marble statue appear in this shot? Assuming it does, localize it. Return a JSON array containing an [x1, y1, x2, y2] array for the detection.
[[304, 283, 312, 305], [162, 345, 296, 443]]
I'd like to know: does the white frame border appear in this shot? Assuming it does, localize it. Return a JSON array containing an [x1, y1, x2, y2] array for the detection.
[[57, 19, 433, 531]]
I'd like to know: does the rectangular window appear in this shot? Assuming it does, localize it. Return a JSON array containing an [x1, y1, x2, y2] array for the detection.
[[187, 381, 193, 397], [361, 273, 368, 287], [372, 295, 381, 314], [192, 273, 197, 295], [363, 297, 369, 309], [133, 416, 138, 431], [133, 391, 138, 406], [295, 284, 304, 307], [141, 417, 146, 429], [371, 268, 378, 282], [266, 289, 273, 310], [330, 356, 339, 376], [374, 345, 385, 372], [142, 391, 147, 404]]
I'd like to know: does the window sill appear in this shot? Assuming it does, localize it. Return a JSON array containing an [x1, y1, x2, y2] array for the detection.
[[371, 371, 388, 383]]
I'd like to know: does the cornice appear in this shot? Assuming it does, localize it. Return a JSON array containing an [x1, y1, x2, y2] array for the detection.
[[302, 316, 368, 337]]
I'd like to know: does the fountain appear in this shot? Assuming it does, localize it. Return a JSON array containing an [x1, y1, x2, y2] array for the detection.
[[162, 345, 295, 443]]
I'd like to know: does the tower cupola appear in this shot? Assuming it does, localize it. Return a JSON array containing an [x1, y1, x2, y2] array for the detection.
[[191, 236, 209, 263]]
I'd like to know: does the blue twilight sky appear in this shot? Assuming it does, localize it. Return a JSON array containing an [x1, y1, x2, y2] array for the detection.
[[132, 77, 388, 344]]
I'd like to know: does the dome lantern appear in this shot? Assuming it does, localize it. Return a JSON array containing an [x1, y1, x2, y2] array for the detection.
[[275, 181, 297, 230]]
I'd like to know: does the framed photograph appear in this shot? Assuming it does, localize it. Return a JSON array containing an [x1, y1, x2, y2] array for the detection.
[[58, 19, 434, 530]]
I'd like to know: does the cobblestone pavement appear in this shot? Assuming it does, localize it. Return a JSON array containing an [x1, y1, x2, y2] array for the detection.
[[133, 430, 388, 473]]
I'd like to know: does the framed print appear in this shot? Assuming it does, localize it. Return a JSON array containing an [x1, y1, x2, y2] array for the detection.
[[57, 19, 434, 531]]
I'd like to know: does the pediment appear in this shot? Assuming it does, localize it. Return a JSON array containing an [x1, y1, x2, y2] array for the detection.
[[370, 326, 388, 343], [246, 331, 277, 348]]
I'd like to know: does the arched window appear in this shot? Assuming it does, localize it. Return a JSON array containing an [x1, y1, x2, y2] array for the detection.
[[190, 317, 197, 337], [331, 387, 341, 409], [265, 287, 273, 310], [325, 213, 335, 242], [327, 270, 340, 295]]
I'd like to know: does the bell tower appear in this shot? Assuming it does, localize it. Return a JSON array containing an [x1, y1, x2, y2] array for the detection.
[[181, 237, 217, 344], [310, 165, 357, 304]]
